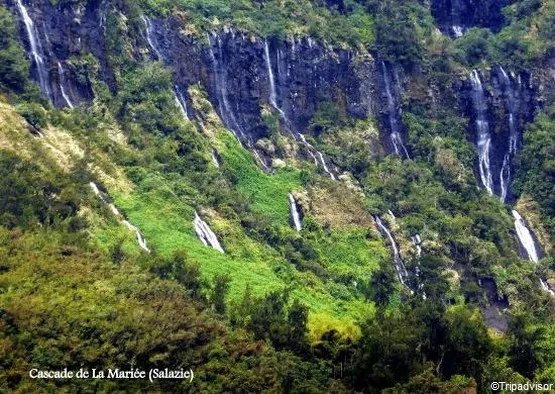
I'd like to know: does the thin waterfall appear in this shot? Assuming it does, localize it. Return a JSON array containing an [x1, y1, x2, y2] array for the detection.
[[89, 182, 150, 253], [57, 62, 74, 108], [174, 85, 189, 121], [193, 211, 224, 253], [512, 210, 553, 295], [450, 0, 464, 37], [512, 210, 539, 263], [288, 193, 302, 231], [375, 216, 412, 292], [388, 210, 396, 220], [142, 15, 163, 60], [16, 0, 52, 100], [122, 220, 150, 253], [498, 67, 519, 203], [317, 152, 336, 180], [469, 70, 494, 195], [264, 39, 335, 178], [381, 61, 410, 159], [411, 234, 422, 258], [211, 149, 220, 168], [297, 134, 319, 165], [264, 40, 281, 115], [206, 33, 245, 143]]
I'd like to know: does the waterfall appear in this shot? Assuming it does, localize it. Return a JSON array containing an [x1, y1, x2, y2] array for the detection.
[[452, 26, 464, 38], [411, 234, 422, 257], [375, 216, 412, 292], [121, 220, 151, 253], [57, 62, 74, 108], [288, 193, 302, 231], [498, 67, 519, 203], [450, 0, 464, 37], [16, 0, 52, 100], [211, 149, 220, 168], [317, 152, 336, 180], [388, 210, 396, 220], [264, 40, 281, 115], [193, 211, 224, 253], [142, 15, 163, 60], [206, 33, 245, 143], [264, 39, 335, 178], [469, 70, 494, 195], [174, 85, 189, 121], [381, 61, 410, 159], [89, 182, 150, 253], [297, 134, 319, 165], [512, 210, 554, 295], [512, 210, 539, 263]]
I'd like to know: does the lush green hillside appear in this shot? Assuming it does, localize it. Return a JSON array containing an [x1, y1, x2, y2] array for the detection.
[[0, 0, 554, 392]]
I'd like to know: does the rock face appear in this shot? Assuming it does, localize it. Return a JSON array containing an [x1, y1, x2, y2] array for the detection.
[[7, 0, 113, 107], [5, 0, 539, 170], [148, 18, 373, 143], [461, 67, 537, 202], [431, 0, 509, 37]]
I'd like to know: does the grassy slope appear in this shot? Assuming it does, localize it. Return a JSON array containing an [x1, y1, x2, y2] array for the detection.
[[1, 93, 382, 337]]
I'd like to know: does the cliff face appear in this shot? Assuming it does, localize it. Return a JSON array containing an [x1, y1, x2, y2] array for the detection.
[[4, 0, 543, 173], [5, 0, 112, 106], [147, 17, 375, 143], [431, 0, 510, 37], [461, 66, 537, 202]]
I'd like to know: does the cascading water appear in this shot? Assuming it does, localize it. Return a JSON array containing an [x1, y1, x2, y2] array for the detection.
[[512, 210, 539, 263], [381, 61, 410, 159], [57, 62, 74, 109], [512, 210, 553, 295], [89, 182, 150, 253], [16, 0, 52, 100], [264, 39, 335, 179], [193, 211, 224, 253], [206, 33, 246, 143], [498, 67, 519, 203], [469, 70, 494, 195], [288, 193, 302, 231], [174, 85, 189, 121], [375, 216, 412, 292], [211, 149, 220, 168], [411, 234, 422, 258], [121, 219, 150, 253], [317, 152, 336, 180], [450, 0, 465, 37], [264, 40, 283, 118], [142, 15, 163, 60]]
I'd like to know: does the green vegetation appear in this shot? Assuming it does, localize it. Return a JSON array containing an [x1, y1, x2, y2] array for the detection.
[[1, 0, 555, 392]]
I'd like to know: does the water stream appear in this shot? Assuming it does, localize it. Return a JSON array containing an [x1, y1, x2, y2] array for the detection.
[[381, 61, 410, 159], [193, 211, 224, 253], [16, 0, 52, 100], [469, 70, 494, 195], [89, 182, 150, 253], [57, 62, 74, 108], [288, 193, 302, 231]]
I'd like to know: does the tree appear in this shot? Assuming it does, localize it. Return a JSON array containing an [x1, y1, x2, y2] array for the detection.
[[211, 274, 231, 314]]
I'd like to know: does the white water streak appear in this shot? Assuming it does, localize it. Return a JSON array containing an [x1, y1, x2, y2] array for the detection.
[[193, 211, 224, 252], [89, 182, 150, 253], [470, 70, 494, 195], [288, 193, 302, 231], [16, 0, 51, 100], [57, 62, 74, 108]]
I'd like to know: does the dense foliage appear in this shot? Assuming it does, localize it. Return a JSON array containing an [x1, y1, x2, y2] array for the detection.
[[0, 0, 554, 392]]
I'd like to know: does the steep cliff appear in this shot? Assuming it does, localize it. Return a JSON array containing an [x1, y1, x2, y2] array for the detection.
[[1, 0, 555, 391]]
